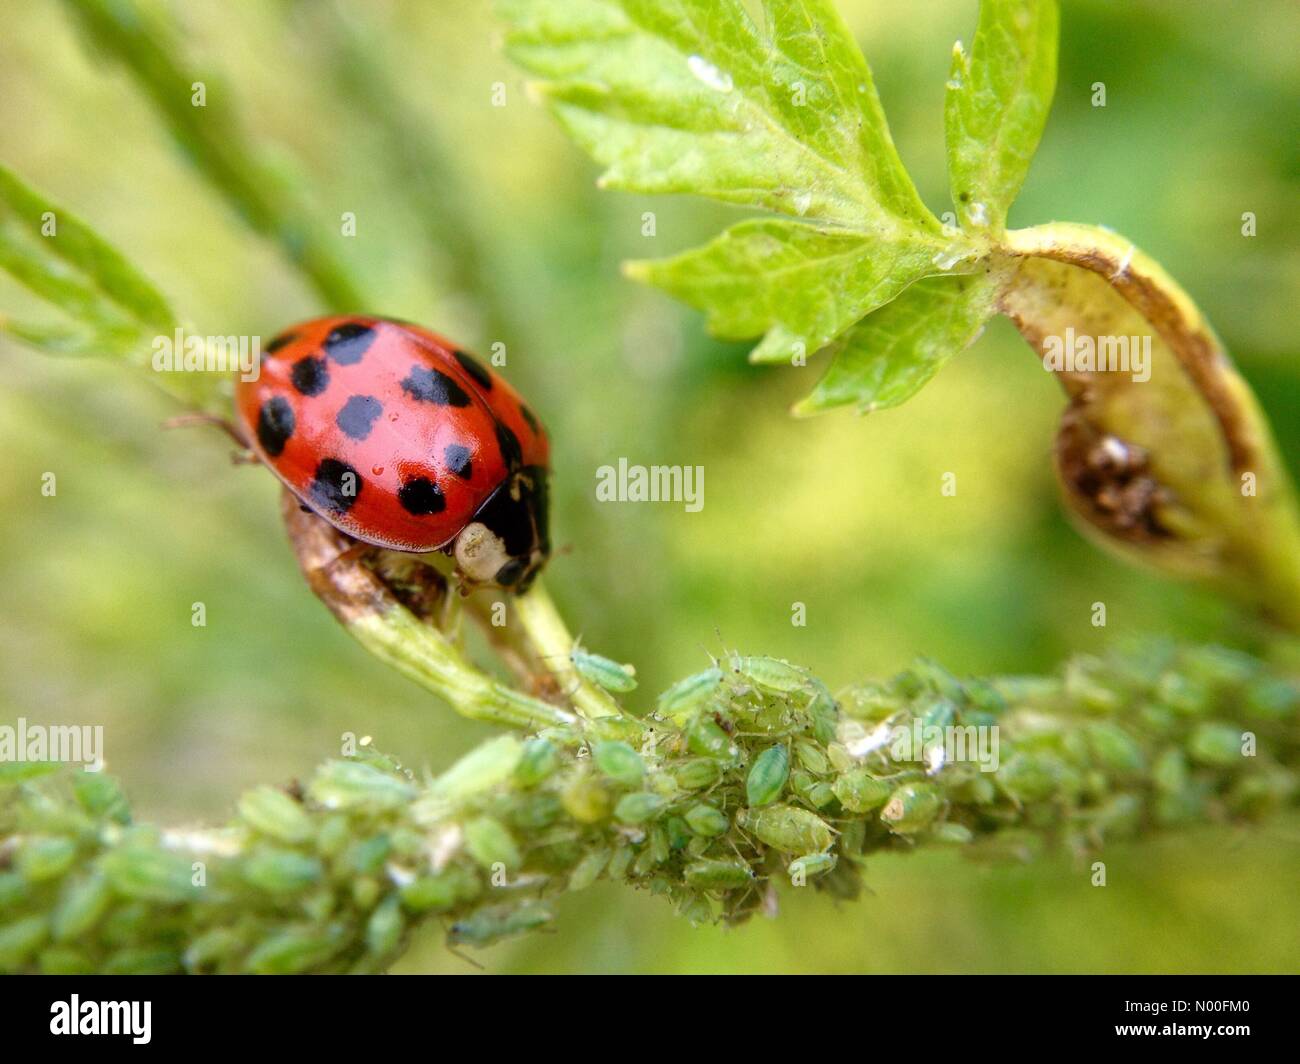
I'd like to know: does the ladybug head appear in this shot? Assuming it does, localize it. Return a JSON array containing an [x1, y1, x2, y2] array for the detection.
[[452, 465, 550, 592]]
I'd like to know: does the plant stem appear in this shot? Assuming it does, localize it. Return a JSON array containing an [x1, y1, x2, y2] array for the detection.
[[3, 640, 1295, 973], [282, 492, 573, 731], [513, 578, 624, 721]]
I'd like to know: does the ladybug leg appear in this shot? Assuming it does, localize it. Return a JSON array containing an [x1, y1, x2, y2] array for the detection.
[[163, 412, 255, 463], [331, 542, 374, 569]]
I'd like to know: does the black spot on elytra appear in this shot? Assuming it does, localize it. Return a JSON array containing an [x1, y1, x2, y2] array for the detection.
[[453, 349, 492, 391], [398, 476, 445, 516], [495, 421, 522, 470], [444, 443, 473, 480], [291, 355, 330, 397], [256, 397, 294, 456], [400, 365, 470, 407], [311, 458, 361, 513], [520, 404, 540, 435], [323, 322, 376, 365], [265, 332, 296, 354], [336, 395, 383, 440]]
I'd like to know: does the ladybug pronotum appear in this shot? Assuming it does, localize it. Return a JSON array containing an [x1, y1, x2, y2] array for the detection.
[[235, 315, 550, 591]]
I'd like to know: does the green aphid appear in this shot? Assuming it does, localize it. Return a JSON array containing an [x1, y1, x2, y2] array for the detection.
[[832, 769, 892, 813], [448, 903, 553, 947], [657, 667, 724, 720], [794, 739, 829, 776], [1085, 722, 1146, 776], [728, 654, 811, 694], [592, 740, 645, 786], [684, 802, 729, 838], [686, 714, 740, 763], [463, 817, 521, 870], [674, 758, 723, 791], [614, 791, 667, 824], [880, 782, 942, 834], [1187, 722, 1245, 767], [789, 852, 836, 879], [684, 858, 756, 891], [568, 849, 610, 891], [365, 895, 404, 957], [741, 804, 834, 854], [571, 644, 638, 693], [514, 738, 560, 789], [746, 745, 789, 807], [930, 822, 974, 845]]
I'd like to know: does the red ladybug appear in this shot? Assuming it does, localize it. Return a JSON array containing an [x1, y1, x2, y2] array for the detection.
[[234, 315, 550, 590]]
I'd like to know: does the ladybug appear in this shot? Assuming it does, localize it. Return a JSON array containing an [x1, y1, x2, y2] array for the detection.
[[234, 315, 550, 591]]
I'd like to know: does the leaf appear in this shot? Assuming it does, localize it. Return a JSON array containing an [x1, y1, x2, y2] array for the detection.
[[945, 0, 1059, 231], [500, 0, 938, 229], [0, 162, 228, 410], [626, 218, 947, 364], [794, 270, 1006, 415], [0, 164, 173, 342], [59, 0, 365, 311], [500, 0, 961, 366]]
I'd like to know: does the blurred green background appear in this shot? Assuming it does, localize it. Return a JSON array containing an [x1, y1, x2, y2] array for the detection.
[[1, 0, 1297, 972]]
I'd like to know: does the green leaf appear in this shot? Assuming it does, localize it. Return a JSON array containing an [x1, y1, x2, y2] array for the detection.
[[0, 162, 229, 411], [500, 0, 974, 377], [59, 0, 365, 311], [500, 0, 938, 229], [945, 0, 1059, 231], [793, 270, 1005, 415], [627, 219, 948, 364], [0, 163, 176, 367]]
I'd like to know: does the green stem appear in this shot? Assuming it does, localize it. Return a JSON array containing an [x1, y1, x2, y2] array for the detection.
[[346, 607, 574, 731], [514, 578, 623, 721], [2, 640, 1295, 973]]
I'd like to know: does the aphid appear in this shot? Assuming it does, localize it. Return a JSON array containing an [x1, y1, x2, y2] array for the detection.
[[684, 858, 756, 891], [879, 782, 942, 834], [683, 803, 730, 838], [235, 316, 550, 591], [745, 745, 790, 808], [591, 740, 645, 786], [447, 903, 553, 947], [656, 667, 724, 720], [789, 852, 836, 879], [728, 654, 812, 695], [570, 643, 638, 693], [740, 804, 834, 855]]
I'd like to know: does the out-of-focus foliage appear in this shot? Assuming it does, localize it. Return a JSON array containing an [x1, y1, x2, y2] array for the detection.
[[1, 0, 1298, 972]]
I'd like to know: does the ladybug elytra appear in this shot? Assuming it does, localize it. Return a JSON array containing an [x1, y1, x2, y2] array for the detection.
[[234, 315, 550, 591]]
